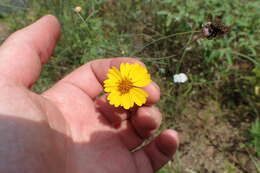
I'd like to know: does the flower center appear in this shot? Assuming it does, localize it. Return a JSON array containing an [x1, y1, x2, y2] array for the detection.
[[118, 79, 133, 94]]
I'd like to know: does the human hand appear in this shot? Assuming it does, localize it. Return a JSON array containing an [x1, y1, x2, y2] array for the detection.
[[0, 15, 179, 173]]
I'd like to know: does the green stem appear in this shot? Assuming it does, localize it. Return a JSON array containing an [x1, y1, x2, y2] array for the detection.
[[76, 12, 88, 25], [176, 32, 194, 73], [131, 30, 200, 57], [232, 51, 260, 67]]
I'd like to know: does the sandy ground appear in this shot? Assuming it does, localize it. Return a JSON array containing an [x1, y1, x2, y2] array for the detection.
[[165, 100, 257, 173]]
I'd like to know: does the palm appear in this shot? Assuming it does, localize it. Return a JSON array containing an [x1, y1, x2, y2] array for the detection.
[[43, 74, 156, 172], [0, 15, 178, 173], [52, 93, 148, 173], [41, 59, 163, 173]]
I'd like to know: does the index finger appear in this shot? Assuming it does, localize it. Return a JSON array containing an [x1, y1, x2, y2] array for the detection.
[[0, 15, 60, 87]]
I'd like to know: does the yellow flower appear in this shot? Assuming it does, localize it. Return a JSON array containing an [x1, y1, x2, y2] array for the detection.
[[74, 6, 82, 13], [255, 86, 259, 96], [104, 63, 151, 109]]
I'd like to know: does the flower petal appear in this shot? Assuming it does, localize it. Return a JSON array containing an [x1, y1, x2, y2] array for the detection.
[[104, 85, 118, 92], [120, 63, 131, 79], [107, 67, 122, 81], [128, 63, 151, 87], [130, 87, 148, 106], [132, 77, 151, 87], [107, 92, 121, 107], [104, 78, 120, 92], [104, 79, 118, 86], [121, 93, 134, 109]]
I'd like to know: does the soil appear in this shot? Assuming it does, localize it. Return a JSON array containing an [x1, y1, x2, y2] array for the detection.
[[169, 100, 257, 173]]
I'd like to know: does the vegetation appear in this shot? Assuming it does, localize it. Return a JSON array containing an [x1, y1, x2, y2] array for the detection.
[[0, 0, 259, 172]]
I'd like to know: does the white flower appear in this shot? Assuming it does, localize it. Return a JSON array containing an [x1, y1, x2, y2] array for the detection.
[[173, 73, 188, 83]]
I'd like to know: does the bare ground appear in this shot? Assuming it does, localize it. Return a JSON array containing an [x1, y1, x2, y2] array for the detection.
[[164, 100, 257, 173]]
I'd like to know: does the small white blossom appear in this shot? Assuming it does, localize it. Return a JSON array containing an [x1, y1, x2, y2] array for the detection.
[[173, 73, 188, 83]]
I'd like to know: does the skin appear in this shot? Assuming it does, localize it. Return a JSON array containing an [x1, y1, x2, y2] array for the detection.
[[0, 15, 179, 173]]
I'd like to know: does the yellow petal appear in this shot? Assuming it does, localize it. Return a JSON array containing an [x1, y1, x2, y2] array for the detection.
[[121, 93, 134, 109], [107, 67, 122, 81], [104, 86, 118, 92], [130, 88, 148, 106], [129, 63, 147, 77], [104, 78, 119, 92], [104, 79, 119, 86], [107, 92, 121, 107], [132, 77, 151, 87], [128, 63, 151, 87], [120, 63, 131, 79]]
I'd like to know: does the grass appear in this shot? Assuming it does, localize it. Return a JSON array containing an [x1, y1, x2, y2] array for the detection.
[[249, 118, 260, 158], [0, 0, 259, 172]]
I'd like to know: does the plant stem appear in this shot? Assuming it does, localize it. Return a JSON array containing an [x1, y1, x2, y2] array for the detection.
[[232, 51, 260, 67], [131, 30, 200, 57], [176, 32, 194, 73]]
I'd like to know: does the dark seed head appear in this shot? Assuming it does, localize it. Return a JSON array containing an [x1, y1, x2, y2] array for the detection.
[[202, 21, 230, 39]]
